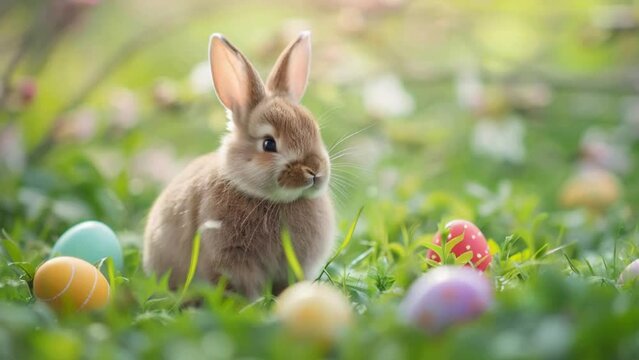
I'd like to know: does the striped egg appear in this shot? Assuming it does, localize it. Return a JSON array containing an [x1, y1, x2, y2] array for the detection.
[[33, 256, 110, 313]]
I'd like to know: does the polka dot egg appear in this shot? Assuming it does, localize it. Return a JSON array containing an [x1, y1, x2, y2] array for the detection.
[[426, 220, 492, 271], [33, 256, 110, 313]]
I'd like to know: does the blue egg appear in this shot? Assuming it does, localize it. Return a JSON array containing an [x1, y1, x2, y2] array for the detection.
[[51, 221, 123, 271], [400, 266, 493, 333]]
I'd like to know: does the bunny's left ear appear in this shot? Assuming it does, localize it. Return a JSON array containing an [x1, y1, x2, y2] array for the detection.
[[209, 33, 265, 121], [266, 31, 311, 103]]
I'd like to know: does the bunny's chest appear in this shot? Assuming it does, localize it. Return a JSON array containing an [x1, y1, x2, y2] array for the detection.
[[197, 181, 330, 274], [201, 193, 286, 265], [222, 204, 282, 250]]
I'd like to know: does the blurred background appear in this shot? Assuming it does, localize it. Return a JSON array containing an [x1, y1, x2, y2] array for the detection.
[[3, 1, 639, 358], [1, 0, 639, 247]]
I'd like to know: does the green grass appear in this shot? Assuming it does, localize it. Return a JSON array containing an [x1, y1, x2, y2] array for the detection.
[[2, 0, 639, 359]]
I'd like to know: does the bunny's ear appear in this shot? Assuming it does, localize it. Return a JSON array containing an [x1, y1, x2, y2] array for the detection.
[[209, 34, 265, 119], [266, 31, 311, 103]]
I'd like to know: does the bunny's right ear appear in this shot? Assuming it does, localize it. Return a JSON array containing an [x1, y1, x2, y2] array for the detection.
[[266, 31, 312, 103], [209, 34, 265, 122]]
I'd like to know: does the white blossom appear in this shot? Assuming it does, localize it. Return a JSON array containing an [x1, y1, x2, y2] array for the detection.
[[363, 73, 414, 118]]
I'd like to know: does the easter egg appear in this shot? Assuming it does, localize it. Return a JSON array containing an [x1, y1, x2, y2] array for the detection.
[[275, 281, 353, 343], [559, 168, 620, 211], [618, 259, 639, 285], [426, 220, 492, 271], [33, 256, 110, 312], [400, 266, 493, 333], [51, 221, 123, 271]]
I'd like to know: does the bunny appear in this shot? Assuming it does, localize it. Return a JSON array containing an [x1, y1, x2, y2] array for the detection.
[[142, 31, 335, 299]]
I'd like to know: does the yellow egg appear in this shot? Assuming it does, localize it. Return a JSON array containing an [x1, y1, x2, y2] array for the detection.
[[560, 169, 620, 211], [275, 281, 353, 344], [33, 256, 110, 313]]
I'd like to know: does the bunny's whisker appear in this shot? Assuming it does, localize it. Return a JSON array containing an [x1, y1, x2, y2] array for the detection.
[[332, 167, 359, 177], [330, 178, 355, 193], [332, 166, 369, 176], [329, 184, 348, 209], [316, 105, 343, 130], [328, 124, 374, 154], [329, 147, 358, 160]]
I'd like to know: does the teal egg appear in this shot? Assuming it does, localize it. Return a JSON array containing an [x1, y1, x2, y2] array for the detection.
[[51, 221, 123, 271]]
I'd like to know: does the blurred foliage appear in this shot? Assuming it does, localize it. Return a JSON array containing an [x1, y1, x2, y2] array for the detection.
[[2, 0, 639, 358]]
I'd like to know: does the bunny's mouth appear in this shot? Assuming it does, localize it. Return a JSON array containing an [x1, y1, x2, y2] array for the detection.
[[269, 175, 328, 203], [300, 173, 329, 199], [301, 184, 325, 199]]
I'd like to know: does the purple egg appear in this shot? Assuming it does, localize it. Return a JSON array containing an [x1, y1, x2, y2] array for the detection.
[[619, 259, 639, 285], [400, 266, 493, 333]]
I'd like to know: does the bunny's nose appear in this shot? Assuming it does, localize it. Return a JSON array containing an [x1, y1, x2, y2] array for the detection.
[[303, 167, 317, 184], [278, 161, 325, 189]]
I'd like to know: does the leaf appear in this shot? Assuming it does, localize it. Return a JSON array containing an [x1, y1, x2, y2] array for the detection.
[[282, 227, 304, 282], [503, 234, 522, 260], [424, 258, 440, 268], [145, 297, 175, 309], [454, 251, 474, 265], [388, 243, 406, 257], [8, 262, 36, 280], [444, 252, 457, 265], [1, 230, 23, 263], [509, 249, 532, 263], [444, 233, 466, 255], [421, 241, 443, 258], [487, 239, 501, 255]]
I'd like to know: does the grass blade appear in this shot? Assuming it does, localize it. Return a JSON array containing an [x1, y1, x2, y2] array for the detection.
[[584, 259, 596, 276], [563, 252, 580, 275], [348, 247, 373, 268], [106, 257, 117, 298], [400, 224, 410, 247], [315, 207, 363, 281], [328, 207, 363, 265], [282, 227, 304, 282], [175, 231, 201, 308]]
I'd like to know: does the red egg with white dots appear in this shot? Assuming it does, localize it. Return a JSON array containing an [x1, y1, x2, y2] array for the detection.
[[426, 220, 492, 271]]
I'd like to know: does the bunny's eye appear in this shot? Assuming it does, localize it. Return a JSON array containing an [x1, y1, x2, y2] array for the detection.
[[262, 137, 277, 152]]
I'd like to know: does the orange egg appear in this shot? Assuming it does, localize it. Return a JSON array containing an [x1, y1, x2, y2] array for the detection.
[[33, 256, 110, 312]]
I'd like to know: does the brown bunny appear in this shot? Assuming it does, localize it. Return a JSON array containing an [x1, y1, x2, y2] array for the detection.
[[143, 32, 335, 299]]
